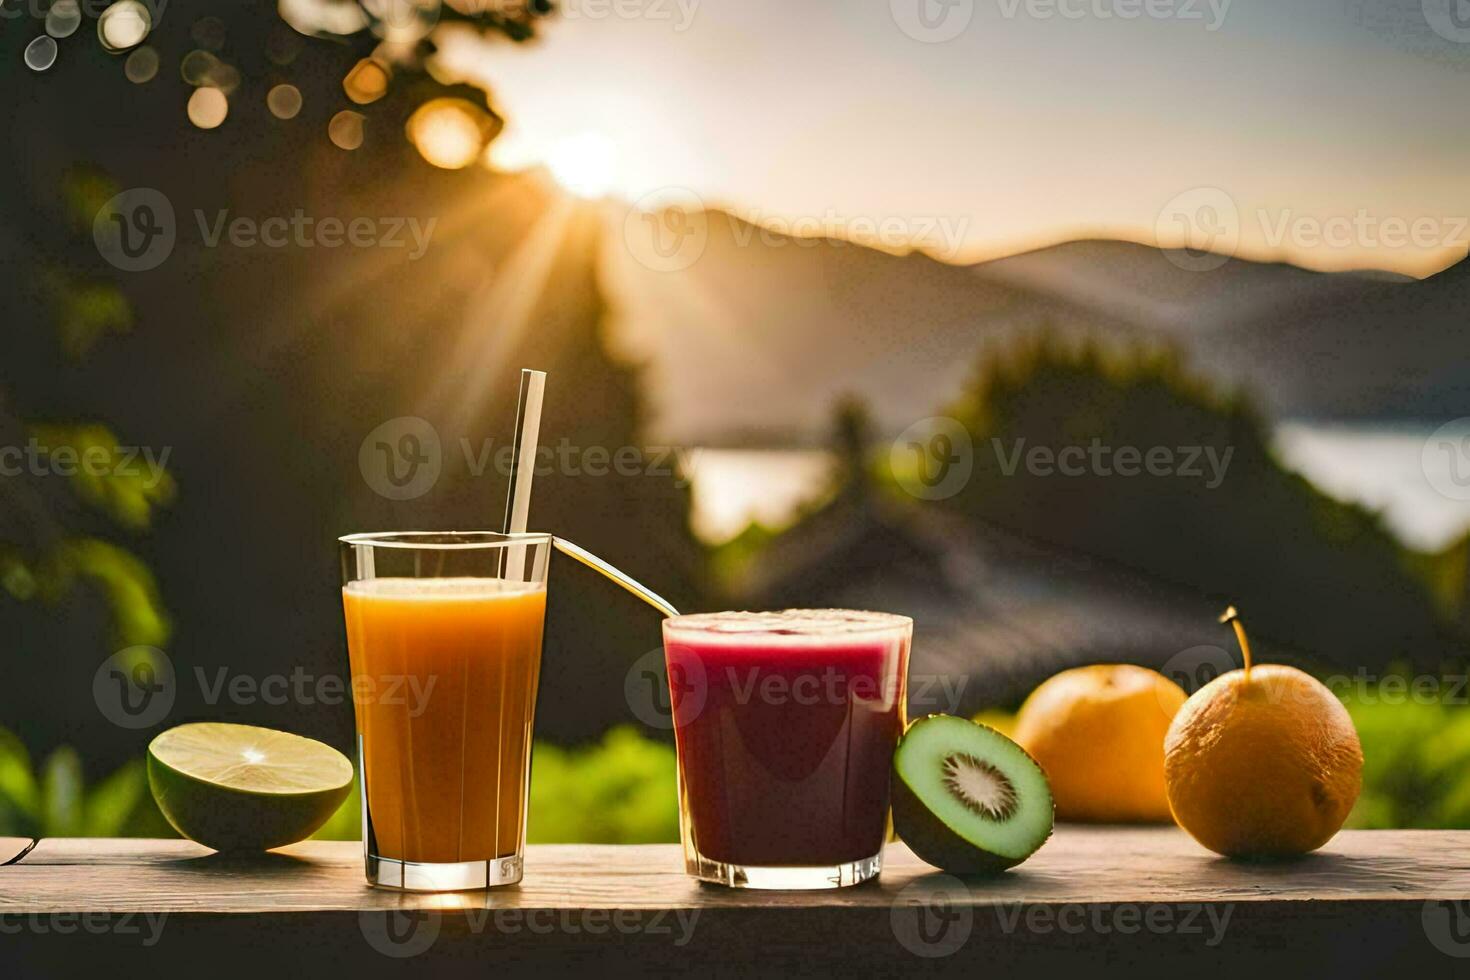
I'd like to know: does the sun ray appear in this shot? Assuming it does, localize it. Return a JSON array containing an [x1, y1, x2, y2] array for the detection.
[[431, 188, 583, 434]]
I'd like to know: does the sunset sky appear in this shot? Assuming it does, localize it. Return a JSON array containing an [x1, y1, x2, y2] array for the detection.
[[435, 0, 1470, 276]]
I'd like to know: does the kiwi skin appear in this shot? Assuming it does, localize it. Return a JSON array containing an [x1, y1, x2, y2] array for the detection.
[[891, 718, 1054, 875]]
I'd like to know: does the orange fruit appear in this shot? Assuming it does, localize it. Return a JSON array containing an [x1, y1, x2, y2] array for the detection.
[[1013, 664, 1187, 822], [1163, 662, 1362, 858]]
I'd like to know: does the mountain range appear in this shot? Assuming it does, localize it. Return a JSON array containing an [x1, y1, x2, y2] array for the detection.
[[602, 205, 1469, 444]]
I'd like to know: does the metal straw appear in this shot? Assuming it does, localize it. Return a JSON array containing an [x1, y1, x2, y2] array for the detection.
[[498, 367, 678, 618], [552, 537, 680, 618], [502, 368, 546, 581]]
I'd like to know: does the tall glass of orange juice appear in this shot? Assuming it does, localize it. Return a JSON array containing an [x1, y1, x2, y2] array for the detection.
[[339, 531, 550, 891]]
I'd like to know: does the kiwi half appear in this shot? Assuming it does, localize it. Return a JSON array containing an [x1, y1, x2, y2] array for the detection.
[[892, 714, 1054, 873]]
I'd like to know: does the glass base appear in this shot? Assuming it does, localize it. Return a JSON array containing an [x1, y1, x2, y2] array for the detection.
[[687, 850, 882, 890], [365, 853, 523, 892]]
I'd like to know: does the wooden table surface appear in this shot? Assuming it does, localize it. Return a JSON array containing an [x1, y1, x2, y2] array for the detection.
[[4, 828, 1470, 977]]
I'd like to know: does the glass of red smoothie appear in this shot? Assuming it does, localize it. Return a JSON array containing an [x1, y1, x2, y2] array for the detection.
[[662, 609, 911, 889]]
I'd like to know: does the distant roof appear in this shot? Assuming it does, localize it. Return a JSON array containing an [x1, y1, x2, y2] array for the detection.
[[733, 484, 1274, 711]]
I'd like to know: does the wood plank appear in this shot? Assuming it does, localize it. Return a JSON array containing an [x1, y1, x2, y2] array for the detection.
[[0, 837, 35, 865], [5, 828, 1470, 913], [6, 829, 1470, 976]]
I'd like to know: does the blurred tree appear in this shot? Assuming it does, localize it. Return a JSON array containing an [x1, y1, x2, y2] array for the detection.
[[0, 166, 175, 761], [2, 1, 707, 772], [935, 334, 1460, 669]]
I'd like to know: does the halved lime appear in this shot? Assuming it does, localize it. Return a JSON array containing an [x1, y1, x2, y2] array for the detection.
[[148, 722, 353, 852]]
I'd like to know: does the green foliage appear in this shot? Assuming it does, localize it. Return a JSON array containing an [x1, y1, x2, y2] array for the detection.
[[29, 424, 176, 530], [528, 727, 679, 844], [1, 421, 175, 644], [929, 333, 1459, 667], [0, 729, 170, 839], [1346, 687, 1470, 830], [305, 726, 679, 845], [61, 168, 118, 231], [3, 163, 176, 690], [27, 539, 171, 649], [310, 771, 362, 842], [44, 276, 134, 359]]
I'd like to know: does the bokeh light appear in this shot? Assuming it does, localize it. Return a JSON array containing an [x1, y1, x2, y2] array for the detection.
[[328, 110, 366, 150], [98, 0, 151, 53], [180, 50, 239, 93], [209, 62, 242, 94], [278, 0, 370, 37], [24, 36, 58, 72], [187, 87, 229, 130], [267, 84, 304, 120], [181, 50, 219, 86], [405, 98, 501, 170], [45, 0, 82, 39], [124, 46, 159, 84], [191, 16, 227, 51], [362, 0, 440, 45], [343, 58, 391, 105], [264, 28, 303, 67]]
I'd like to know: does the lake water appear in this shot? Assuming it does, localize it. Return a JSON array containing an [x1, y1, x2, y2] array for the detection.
[[687, 423, 1470, 552], [1272, 421, 1470, 553]]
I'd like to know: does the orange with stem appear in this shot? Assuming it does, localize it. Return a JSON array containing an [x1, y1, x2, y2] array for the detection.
[[1162, 606, 1363, 858]]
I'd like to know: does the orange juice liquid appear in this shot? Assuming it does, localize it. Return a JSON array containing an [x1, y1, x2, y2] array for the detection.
[[342, 578, 547, 864]]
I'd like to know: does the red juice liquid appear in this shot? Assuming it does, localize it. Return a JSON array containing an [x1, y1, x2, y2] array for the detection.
[[663, 610, 911, 868]]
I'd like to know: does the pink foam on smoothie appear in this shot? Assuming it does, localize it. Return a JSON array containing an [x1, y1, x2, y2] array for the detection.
[[666, 609, 910, 639]]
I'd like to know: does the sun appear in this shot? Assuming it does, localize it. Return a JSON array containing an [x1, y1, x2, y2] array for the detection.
[[545, 131, 619, 200]]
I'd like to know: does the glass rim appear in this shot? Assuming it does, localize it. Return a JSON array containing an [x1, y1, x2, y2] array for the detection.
[[338, 531, 553, 551]]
